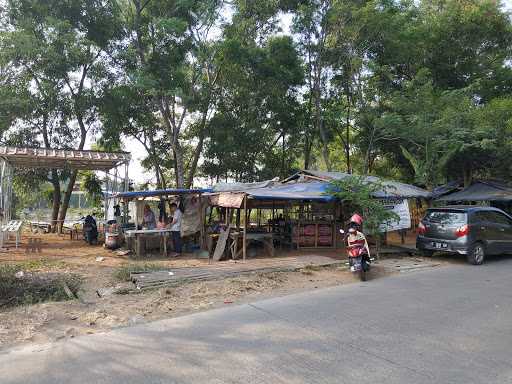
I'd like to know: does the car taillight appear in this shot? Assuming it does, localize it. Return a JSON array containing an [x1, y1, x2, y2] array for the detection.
[[418, 222, 426, 235], [456, 224, 469, 237]]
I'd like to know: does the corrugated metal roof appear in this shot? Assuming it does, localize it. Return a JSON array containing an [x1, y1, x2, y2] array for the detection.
[[285, 170, 431, 199], [437, 181, 512, 202], [0, 146, 130, 171]]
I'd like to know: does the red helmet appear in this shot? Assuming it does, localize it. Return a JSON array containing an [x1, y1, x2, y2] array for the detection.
[[349, 213, 363, 226]]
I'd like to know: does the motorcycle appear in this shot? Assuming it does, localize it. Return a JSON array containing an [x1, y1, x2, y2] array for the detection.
[[340, 228, 372, 281]]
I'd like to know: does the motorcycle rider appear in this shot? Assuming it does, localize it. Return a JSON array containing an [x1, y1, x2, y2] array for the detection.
[[346, 213, 371, 269]]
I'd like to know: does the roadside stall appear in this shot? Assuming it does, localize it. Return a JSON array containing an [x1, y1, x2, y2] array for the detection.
[[283, 170, 431, 247], [206, 171, 431, 261], [110, 188, 211, 257]]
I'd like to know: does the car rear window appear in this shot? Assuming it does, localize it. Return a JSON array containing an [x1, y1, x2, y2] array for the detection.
[[424, 211, 467, 224]]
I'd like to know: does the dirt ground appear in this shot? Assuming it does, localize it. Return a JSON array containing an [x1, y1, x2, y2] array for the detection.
[[0, 232, 458, 351]]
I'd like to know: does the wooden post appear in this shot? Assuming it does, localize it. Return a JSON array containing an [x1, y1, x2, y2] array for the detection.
[[199, 196, 207, 250], [243, 195, 247, 262]]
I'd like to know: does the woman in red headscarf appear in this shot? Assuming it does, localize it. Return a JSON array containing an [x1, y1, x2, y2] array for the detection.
[[346, 213, 370, 258]]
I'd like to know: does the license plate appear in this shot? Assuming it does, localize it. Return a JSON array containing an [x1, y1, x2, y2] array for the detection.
[[432, 242, 447, 249]]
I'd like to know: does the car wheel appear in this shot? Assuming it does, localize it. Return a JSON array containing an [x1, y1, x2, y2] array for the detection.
[[419, 249, 434, 257], [467, 243, 485, 265]]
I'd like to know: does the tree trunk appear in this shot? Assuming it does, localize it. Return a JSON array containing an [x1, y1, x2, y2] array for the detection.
[[58, 108, 87, 231], [463, 163, 473, 188], [40, 113, 61, 232], [174, 143, 185, 188], [58, 170, 78, 232], [304, 140, 311, 170], [314, 80, 330, 170], [185, 134, 204, 189], [185, 105, 210, 189], [50, 170, 61, 233], [345, 97, 351, 174]]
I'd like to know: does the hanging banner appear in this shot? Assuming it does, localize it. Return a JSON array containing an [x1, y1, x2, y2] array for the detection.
[[379, 198, 411, 232]]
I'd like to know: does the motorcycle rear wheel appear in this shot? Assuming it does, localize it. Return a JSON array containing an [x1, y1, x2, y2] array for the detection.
[[360, 268, 367, 281]]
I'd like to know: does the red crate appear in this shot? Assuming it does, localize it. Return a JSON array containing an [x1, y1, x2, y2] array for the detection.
[[303, 225, 316, 236], [318, 235, 332, 246], [318, 225, 332, 236]]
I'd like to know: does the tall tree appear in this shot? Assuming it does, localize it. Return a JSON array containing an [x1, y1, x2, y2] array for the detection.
[[118, 0, 224, 188], [2, 0, 122, 226]]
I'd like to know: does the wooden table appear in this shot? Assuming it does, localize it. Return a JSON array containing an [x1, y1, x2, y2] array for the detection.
[[229, 232, 274, 260], [125, 229, 173, 258]]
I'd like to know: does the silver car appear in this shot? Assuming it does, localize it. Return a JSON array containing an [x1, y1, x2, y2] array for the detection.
[[416, 206, 512, 265]]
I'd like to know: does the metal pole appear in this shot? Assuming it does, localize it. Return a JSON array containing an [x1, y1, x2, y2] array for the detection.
[[104, 171, 109, 221], [243, 195, 247, 262], [123, 162, 129, 223]]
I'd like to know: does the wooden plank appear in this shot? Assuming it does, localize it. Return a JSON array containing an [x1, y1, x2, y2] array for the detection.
[[130, 256, 343, 290], [212, 227, 230, 261]]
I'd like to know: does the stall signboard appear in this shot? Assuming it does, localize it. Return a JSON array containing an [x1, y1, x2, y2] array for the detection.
[[378, 198, 411, 232]]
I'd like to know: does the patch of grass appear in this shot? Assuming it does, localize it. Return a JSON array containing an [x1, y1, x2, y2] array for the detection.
[[301, 265, 324, 272], [15, 259, 68, 271], [113, 263, 165, 282], [0, 264, 82, 308]]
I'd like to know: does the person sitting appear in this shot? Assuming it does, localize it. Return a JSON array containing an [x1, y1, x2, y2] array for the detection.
[[142, 204, 157, 230]]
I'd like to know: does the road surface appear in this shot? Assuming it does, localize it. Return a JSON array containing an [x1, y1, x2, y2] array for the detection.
[[2, 258, 512, 383]]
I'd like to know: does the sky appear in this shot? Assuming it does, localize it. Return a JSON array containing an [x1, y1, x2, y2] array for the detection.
[[122, 0, 512, 185]]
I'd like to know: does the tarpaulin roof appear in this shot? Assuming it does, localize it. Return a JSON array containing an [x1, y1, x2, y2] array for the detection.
[[437, 181, 512, 202], [212, 179, 279, 192], [114, 188, 212, 199], [247, 182, 336, 202], [431, 180, 463, 199], [284, 170, 431, 199]]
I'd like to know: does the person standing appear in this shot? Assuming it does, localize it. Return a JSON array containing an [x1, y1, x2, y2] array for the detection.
[[142, 204, 157, 230], [169, 203, 183, 257]]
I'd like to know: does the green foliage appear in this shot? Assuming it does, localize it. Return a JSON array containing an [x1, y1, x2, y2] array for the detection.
[[114, 263, 165, 281], [1, 0, 512, 190], [328, 176, 399, 237], [0, 264, 82, 307], [80, 171, 103, 209]]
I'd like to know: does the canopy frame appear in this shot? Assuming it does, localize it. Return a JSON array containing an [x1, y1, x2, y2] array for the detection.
[[0, 146, 131, 229]]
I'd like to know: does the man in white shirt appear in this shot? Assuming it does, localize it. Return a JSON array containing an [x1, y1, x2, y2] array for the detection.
[[169, 203, 182, 256]]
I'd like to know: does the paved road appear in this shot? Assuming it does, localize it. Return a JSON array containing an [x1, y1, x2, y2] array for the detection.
[[2, 258, 512, 384]]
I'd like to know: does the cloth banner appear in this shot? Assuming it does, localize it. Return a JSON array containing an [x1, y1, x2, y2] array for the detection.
[[209, 192, 245, 208], [181, 195, 204, 237], [379, 198, 411, 232]]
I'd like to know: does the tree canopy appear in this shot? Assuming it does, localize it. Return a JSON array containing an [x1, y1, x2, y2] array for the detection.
[[1, 0, 512, 215]]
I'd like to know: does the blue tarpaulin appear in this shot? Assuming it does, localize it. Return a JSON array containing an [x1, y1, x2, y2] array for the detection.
[[284, 170, 431, 199], [114, 188, 212, 199]]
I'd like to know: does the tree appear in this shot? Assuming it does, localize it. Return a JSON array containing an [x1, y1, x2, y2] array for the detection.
[[1, 0, 122, 228], [201, 34, 304, 181], [328, 175, 399, 256], [116, 0, 224, 188], [292, 0, 334, 170]]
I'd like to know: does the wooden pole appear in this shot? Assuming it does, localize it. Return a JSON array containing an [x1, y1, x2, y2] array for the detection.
[[243, 195, 247, 262]]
